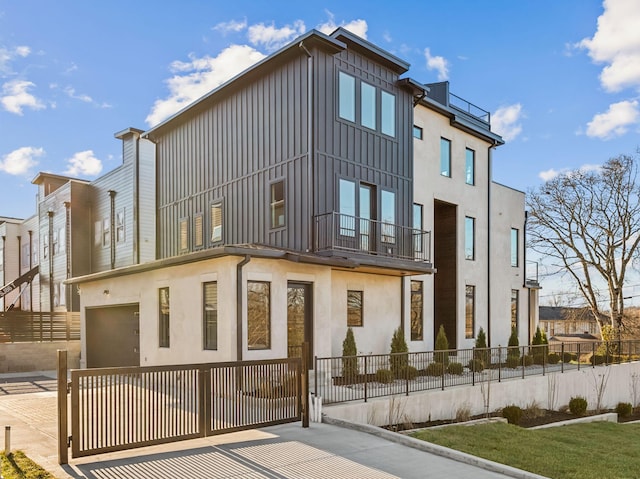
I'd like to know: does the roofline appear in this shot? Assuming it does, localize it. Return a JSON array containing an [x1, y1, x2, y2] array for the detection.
[[142, 30, 346, 140], [115, 127, 144, 139], [330, 27, 410, 74], [31, 171, 91, 186]]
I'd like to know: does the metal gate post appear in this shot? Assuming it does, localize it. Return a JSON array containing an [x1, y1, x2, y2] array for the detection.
[[301, 342, 309, 428], [57, 349, 68, 465]]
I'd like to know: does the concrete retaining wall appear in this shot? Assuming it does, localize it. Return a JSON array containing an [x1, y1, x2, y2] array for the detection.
[[0, 341, 80, 373], [323, 362, 640, 426]]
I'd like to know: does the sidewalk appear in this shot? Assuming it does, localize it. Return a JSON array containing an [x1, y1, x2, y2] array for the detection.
[[0, 372, 543, 479]]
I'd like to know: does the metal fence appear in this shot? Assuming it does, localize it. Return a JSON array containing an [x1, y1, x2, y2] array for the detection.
[[0, 311, 80, 342], [59, 354, 307, 462], [314, 340, 640, 405]]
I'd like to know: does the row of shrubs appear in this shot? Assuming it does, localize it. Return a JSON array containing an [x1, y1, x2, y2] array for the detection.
[[502, 397, 635, 425]]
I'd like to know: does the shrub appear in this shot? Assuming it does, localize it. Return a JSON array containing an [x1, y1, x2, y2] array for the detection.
[[467, 358, 484, 372], [523, 400, 544, 420], [569, 396, 588, 416], [590, 354, 606, 366], [390, 326, 409, 377], [532, 326, 548, 364], [507, 327, 520, 359], [400, 365, 419, 380], [616, 402, 633, 418], [502, 405, 523, 425], [455, 404, 472, 423], [523, 355, 534, 366], [342, 327, 358, 380], [563, 352, 577, 363], [434, 325, 450, 365], [425, 362, 445, 376], [506, 355, 521, 369], [375, 368, 394, 384], [447, 362, 464, 375], [474, 327, 489, 365], [547, 353, 561, 364]]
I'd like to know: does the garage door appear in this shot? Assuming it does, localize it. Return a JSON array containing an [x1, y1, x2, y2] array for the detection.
[[86, 304, 139, 368]]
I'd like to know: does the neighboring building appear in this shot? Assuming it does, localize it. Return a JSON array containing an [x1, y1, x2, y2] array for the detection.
[[1, 28, 540, 368], [539, 306, 600, 340]]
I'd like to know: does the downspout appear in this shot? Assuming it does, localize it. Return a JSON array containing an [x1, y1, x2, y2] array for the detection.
[[524, 210, 530, 343], [299, 41, 314, 252], [236, 255, 251, 361], [108, 190, 116, 269], [28, 230, 33, 311], [1, 236, 4, 310], [487, 143, 494, 347], [48, 210, 54, 312], [16, 236, 21, 309], [64, 202, 71, 310], [400, 277, 405, 332], [134, 135, 140, 264]]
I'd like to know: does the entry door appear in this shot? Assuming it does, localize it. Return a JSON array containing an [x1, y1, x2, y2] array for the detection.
[[287, 282, 313, 364], [86, 304, 140, 368], [359, 184, 375, 252]]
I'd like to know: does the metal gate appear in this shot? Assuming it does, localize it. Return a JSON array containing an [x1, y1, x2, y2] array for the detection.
[[57, 350, 309, 463]]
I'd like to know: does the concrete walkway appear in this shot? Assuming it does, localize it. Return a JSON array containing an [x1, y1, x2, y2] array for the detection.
[[0, 372, 544, 479]]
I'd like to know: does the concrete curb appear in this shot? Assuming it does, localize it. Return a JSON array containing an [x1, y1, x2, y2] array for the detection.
[[529, 412, 617, 429], [322, 415, 550, 479]]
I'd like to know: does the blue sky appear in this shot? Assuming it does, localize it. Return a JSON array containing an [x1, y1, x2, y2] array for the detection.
[[1, 0, 638, 226]]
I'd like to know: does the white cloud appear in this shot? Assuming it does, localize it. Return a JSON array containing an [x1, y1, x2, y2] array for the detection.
[[539, 164, 602, 182], [14, 46, 30, 57], [213, 19, 247, 34], [0, 79, 45, 114], [316, 13, 368, 39], [539, 168, 561, 182], [578, 0, 640, 92], [424, 48, 449, 81], [585, 100, 639, 139], [65, 150, 103, 176], [0, 45, 31, 76], [383, 31, 392, 43], [247, 20, 306, 51], [0, 146, 44, 175], [492, 103, 523, 142], [146, 44, 266, 126], [63, 86, 112, 108]]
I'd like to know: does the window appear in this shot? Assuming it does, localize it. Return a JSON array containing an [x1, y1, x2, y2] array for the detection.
[[338, 71, 355, 122], [411, 281, 423, 341], [94, 221, 101, 247], [32, 241, 38, 265], [203, 282, 217, 350], [339, 178, 356, 237], [381, 91, 395, 137], [381, 190, 396, 243], [361, 82, 376, 129], [179, 218, 188, 252], [465, 148, 475, 185], [413, 203, 424, 255], [102, 218, 110, 247], [159, 287, 170, 348], [511, 289, 519, 333], [347, 290, 363, 327], [52, 229, 58, 255], [247, 281, 271, 349], [440, 138, 451, 177], [59, 226, 65, 252], [211, 202, 223, 243], [21, 243, 30, 269], [270, 180, 285, 228], [511, 228, 519, 267], [43, 234, 49, 260], [194, 214, 203, 248], [116, 209, 125, 243], [466, 285, 475, 339], [465, 216, 475, 260], [413, 125, 423, 140]]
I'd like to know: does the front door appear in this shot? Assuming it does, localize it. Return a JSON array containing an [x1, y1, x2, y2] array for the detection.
[[287, 282, 313, 365]]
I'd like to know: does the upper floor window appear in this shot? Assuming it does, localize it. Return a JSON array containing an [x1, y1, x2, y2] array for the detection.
[[270, 180, 285, 229], [21, 243, 30, 269], [43, 235, 49, 260], [347, 290, 363, 327], [339, 178, 356, 237], [381, 189, 396, 243], [211, 202, 223, 243], [411, 280, 423, 341], [247, 281, 271, 350], [194, 214, 203, 248], [465, 148, 475, 185], [203, 281, 218, 350], [440, 138, 451, 177], [179, 218, 188, 252], [511, 228, 519, 267], [94, 221, 101, 247], [361, 82, 376, 130], [413, 203, 424, 255], [159, 287, 170, 348], [413, 125, 423, 140], [102, 218, 110, 247], [52, 229, 59, 256], [381, 91, 396, 137], [465, 216, 475, 260], [32, 241, 38, 266], [116, 209, 125, 243], [339, 72, 356, 122], [59, 226, 65, 252]]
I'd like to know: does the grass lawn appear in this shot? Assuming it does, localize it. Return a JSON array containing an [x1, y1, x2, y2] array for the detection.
[[412, 421, 640, 479], [1, 451, 56, 479]]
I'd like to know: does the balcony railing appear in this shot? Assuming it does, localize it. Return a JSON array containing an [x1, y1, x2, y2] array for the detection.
[[449, 92, 491, 124], [314, 212, 431, 263], [526, 260, 540, 287]]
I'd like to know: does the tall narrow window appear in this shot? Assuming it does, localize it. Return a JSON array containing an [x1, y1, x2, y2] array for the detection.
[[59, 226, 65, 252], [465, 216, 475, 260], [203, 282, 217, 350], [194, 214, 203, 248], [465, 148, 475, 185], [361, 82, 376, 129], [116, 209, 125, 243], [440, 138, 451, 177], [511, 289, 519, 332], [102, 218, 110, 247], [211, 202, 223, 243], [339, 178, 356, 237], [347, 290, 363, 327], [270, 180, 285, 228], [94, 220, 101, 247], [381, 190, 396, 243], [511, 228, 519, 267], [52, 229, 59, 255], [179, 218, 188, 252], [413, 203, 424, 256], [32, 240, 38, 265], [247, 281, 271, 350], [338, 72, 355, 122], [411, 281, 423, 341], [381, 91, 395, 137], [466, 285, 475, 339], [159, 287, 170, 348], [43, 235, 49, 260], [21, 243, 30, 269]]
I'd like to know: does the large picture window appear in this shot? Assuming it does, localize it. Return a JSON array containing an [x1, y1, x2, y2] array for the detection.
[[347, 290, 363, 327], [247, 281, 271, 350], [203, 282, 217, 350], [465, 285, 475, 339], [411, 281, 423, 341], [159, 287, 170, 348]]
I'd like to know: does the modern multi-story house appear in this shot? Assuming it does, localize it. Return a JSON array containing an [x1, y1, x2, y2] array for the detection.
[[1, 28, 539, 368]]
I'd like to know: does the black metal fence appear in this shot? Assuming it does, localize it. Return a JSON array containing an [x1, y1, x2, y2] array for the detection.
[[314, 340, 640, 405], [0, 311, 80, 342]]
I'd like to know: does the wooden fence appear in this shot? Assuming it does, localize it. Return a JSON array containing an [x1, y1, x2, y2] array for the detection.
[[0, 311, 80, 343]]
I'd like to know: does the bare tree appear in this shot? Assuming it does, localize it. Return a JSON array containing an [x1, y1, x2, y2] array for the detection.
[[527, 154, 640, 335]]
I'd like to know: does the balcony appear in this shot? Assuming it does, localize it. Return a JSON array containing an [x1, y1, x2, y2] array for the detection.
[[314, 212, 431, 264], [526, 260, 541, 288]]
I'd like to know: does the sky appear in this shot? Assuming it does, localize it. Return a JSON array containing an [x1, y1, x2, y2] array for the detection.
[[1, 0, 640, 303]]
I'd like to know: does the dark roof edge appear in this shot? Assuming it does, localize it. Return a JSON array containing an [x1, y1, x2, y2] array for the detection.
[[330, 27, 410, 73]]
